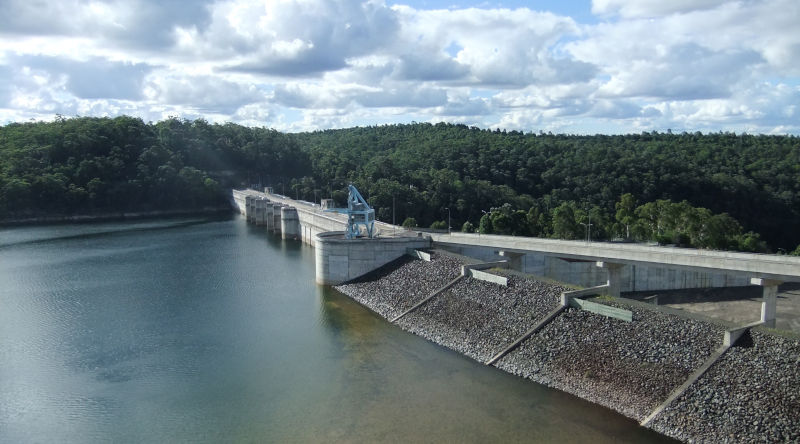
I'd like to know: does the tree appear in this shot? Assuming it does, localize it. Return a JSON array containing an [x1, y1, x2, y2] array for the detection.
[[551, 201, 581, 240], [430, 220, 447, 229], [478, 213, 492, 234], [461, 221, 475, 233], [402, 217, 417, 228], [615, 193, 636, 239]]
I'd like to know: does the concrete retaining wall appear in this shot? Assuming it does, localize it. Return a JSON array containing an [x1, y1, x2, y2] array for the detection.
[[315, 231, 430, 285], [439, 244, 749, 292]]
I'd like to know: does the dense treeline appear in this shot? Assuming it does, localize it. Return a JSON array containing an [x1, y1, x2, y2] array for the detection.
[[1, 117, 798, 253], [290, 124, 800, 253], [0, 116, 305, 216]]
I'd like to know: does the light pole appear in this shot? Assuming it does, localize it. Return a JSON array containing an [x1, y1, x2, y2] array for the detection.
[[444, 207, 451, 234], [580, 213, 593, 243]]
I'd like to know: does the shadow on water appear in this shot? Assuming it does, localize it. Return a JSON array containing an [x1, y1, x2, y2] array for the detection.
[[315, 286, 679, 443], [0, 215, 233, 249]]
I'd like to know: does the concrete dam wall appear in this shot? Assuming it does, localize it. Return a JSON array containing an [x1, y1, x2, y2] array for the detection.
[[233, 189, 430, 285], [234, 188, 750, 294], [335, 250, 800, 444]]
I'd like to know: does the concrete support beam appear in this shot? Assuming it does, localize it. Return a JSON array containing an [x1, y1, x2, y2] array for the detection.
[[596, 261, 624, 297], [498, 250, 525, 271], [751, 277, 782, 328]]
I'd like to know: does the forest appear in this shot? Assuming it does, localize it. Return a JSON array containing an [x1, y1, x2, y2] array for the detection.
[[1, 116, 798, 254]]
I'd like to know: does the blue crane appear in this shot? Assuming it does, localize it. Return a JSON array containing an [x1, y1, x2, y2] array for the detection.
[[324, 185, 376, 239]]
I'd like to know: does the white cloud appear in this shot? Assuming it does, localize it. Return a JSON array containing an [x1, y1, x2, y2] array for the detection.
[[393, 6, 591, 87], [0, 0, 797, 133], [144, 72, 265, 114], [193, 0, 401, 76], [591, 0, 728, 18]]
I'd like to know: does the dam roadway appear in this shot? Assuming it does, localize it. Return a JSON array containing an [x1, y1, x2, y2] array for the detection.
[[234, 188, 800, 326]]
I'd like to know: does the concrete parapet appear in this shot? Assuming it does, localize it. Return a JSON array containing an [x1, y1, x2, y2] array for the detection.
[[560, 284, 610, 306], [406, 249, 432, 261], [469, 269, 508, 286], [315, 232, 431, 285], [724, 320, 764, 347], [461, 260, 509, 276], [281, 206, 300, 240]]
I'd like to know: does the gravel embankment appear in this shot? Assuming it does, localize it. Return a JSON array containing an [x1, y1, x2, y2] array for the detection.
[[335, 252, 463, 319], [495, 301, 725, 421], [649, 330, 800, 443], [335, 253, 799, 442], [397, 273, 567, 362]]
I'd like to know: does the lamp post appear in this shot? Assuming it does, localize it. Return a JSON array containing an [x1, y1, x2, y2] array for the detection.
[[444, 207, 451, 234], [580, 213, 593, 243]]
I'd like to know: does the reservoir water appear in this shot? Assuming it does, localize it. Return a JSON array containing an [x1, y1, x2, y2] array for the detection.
[[0, 215, 675, 443]]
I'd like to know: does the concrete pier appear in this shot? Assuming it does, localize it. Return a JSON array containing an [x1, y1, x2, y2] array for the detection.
[[255, 198, 266, 226], [244, 195, 253, 222], [281, 207, 300, 240], [597, 261, 625, 297], [751, 277, 782, 327], [265, 202, 275, 230], [272, 204, 282, 233]]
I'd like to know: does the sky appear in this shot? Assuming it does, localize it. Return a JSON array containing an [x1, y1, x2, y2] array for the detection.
[[0, 0, 798, 134]]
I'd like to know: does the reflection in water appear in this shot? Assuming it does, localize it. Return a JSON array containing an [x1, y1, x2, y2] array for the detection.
[[0, 216, 675, 443]]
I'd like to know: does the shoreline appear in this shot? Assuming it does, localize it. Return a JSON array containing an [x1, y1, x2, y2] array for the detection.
[[0, 205, 234, 227]]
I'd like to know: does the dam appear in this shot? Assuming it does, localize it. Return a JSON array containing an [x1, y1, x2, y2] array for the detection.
[[233, 187, 800, 443], [233, 188, 800, 328]]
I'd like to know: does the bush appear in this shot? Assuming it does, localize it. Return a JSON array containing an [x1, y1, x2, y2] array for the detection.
[[401, 217, 417, 228], [430, 220, 447, 230]]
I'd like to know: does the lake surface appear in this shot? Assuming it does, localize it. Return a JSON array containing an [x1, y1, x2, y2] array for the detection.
[[0, 215, 675, 443]]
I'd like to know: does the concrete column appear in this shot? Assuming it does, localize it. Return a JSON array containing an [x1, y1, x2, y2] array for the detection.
[[255, 198, 266, 226], [498, 250, 525, 271], [597, 261, 625, 297], [751, 277, 782, 328], [265, 202, 274, 230], [281, 207, 300, 240], [245, 196, 253, 223], [272, 204, 283, 233]]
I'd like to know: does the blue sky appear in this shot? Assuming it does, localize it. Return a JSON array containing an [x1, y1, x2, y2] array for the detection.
[[1, 0, 798, 134]]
